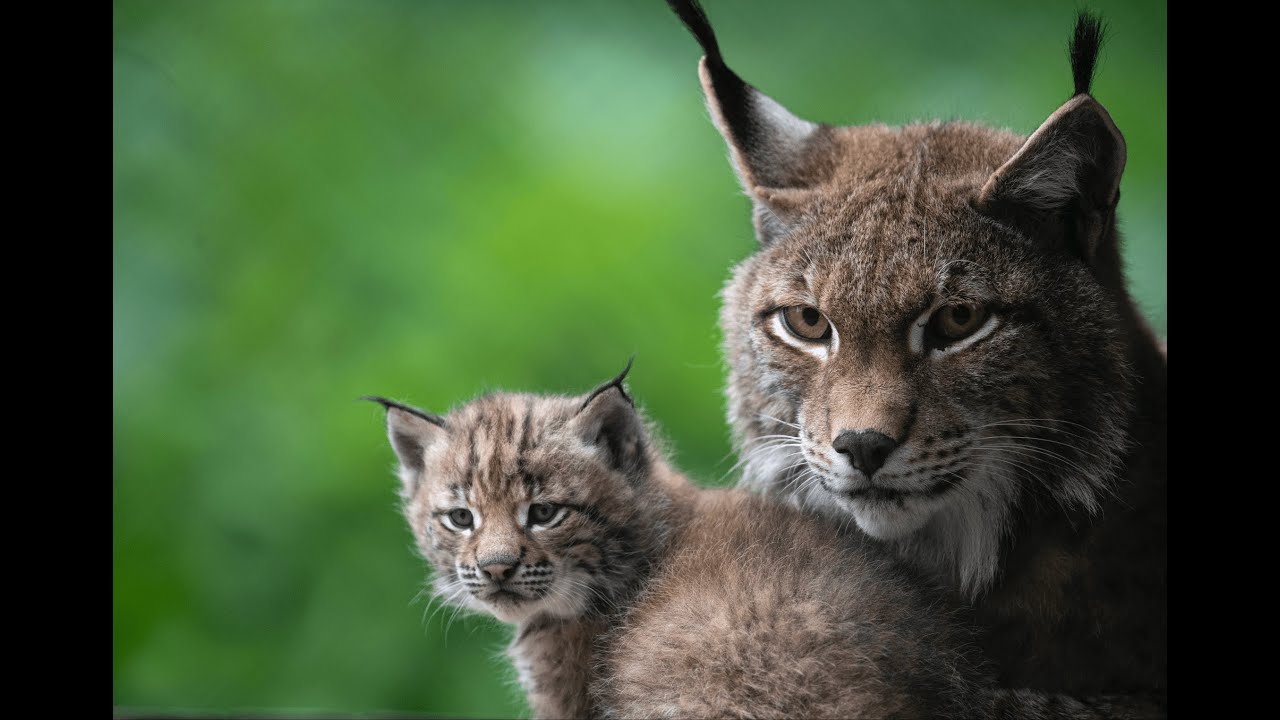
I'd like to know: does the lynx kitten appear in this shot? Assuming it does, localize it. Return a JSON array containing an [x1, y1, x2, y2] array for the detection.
[[368, 368, 1159, 718]]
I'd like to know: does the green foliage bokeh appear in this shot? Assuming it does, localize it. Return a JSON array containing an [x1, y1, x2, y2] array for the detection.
[[113, 0, 1166, 716]]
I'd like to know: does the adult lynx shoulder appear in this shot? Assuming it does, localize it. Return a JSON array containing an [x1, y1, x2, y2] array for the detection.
[[368, 369, 1162, 718], [665, 0, 1165, 694]]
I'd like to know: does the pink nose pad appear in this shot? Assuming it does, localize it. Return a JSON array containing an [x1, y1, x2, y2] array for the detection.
[[480, 562, 516, 582]]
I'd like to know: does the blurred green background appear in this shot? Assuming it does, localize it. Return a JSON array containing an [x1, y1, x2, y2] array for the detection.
[[113, 0, 1165, 716]]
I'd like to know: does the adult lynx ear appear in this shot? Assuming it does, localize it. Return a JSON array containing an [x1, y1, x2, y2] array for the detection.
[[363, 396, 446, 494], [666, 0, 828, 245], [975, 13, 1126, 265], [572, 358, 647, 478]]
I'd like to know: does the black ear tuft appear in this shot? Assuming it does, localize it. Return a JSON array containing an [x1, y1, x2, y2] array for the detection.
[[663, 0, 824, 245], [664, 0, 760, 162], [665, 0, 723, 67], [364, 395, 447, 492], [574, 358, 647, 479], [1069, 12, 1106, 97], [361, 395, 446, 428], [579, 356, 636, 412]]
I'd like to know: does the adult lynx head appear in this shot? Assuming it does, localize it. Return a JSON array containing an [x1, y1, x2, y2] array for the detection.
[[366, 363, 668, 625], [668, 1, 1149, 596]]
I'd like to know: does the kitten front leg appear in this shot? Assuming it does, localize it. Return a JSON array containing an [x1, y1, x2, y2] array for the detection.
[[509, 616, 606, 719]]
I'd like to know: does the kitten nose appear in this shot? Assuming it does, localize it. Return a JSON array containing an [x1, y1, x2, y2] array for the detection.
[[479, 561, 516, 582], [832, 430, 898, 476]]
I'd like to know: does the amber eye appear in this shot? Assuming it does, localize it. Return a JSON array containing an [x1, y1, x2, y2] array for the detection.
[[930, 302, 988, 341], [444, 508, 474, 530], [528, 503, 558, 526], [780, 306, 832, 341]]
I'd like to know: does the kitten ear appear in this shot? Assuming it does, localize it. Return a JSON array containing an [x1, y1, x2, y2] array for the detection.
[[363, 396, 446, 493], [974, 14, 1126, 265], [667, 0, 827, 245], [572, 359, 647, 478]]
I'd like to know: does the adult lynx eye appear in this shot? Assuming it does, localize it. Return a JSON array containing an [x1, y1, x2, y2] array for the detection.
[[528, 503, 558, 526], [931, 302, 987, 340], [444, 508, 474, 530], [781, 306, 832, 341]]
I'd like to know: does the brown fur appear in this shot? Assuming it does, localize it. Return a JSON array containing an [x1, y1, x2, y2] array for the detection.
[[597, 488, 980, 719], [372, 382, 1164, 718], [667, 0, 1166, 697]]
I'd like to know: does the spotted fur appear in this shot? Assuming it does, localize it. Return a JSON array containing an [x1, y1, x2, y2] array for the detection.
[[666, 0, 1166, 697]]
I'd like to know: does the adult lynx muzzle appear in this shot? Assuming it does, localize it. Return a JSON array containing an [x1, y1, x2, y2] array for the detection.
[[666, 0, 1166, 695]]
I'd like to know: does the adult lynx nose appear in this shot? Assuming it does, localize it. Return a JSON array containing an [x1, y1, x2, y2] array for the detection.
[[480, 561, 517, 582], [833, 430, 898, 476]]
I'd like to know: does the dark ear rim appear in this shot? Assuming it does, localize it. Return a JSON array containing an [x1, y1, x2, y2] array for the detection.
[[361, 395, 447, 428], [578, 356, 636, 413], [974, 94, 1126, 213], [667, 0, 821, 241]]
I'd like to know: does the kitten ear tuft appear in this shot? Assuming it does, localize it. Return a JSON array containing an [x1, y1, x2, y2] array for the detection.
[[574, 360, 647, 478], [363, 396, 446, 493], [579, 355, 636, 412], [362, 396, 447, 429]]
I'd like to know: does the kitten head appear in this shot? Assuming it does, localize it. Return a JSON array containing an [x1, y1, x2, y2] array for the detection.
[[368, 364, 665, 624], [669, 2, 1136, 595]]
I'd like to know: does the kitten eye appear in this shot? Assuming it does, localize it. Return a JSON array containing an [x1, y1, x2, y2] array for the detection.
[[443, 508, 474, 531], [780, 306, 832, 342], [527, 503, 559, 526], [930, 302, 988, 341]]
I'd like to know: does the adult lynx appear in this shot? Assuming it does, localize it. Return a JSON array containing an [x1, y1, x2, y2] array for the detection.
[[666, 0, 1166, 694]]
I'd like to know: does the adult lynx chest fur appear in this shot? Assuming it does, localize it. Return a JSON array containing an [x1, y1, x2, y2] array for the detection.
[[666, 0, 1166, 694]]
